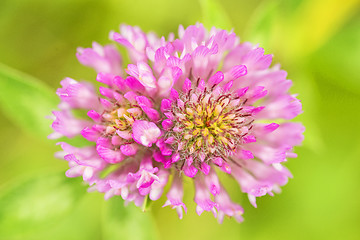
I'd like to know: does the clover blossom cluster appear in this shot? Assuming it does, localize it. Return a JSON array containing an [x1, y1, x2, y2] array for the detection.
[[50, 23, 304, 223]]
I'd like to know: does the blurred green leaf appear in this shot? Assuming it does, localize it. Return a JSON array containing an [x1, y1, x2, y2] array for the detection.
[[310, 14, 360, 95], [288, 0, 360, 57], [102, 197, 159, 240], [0, 63, 58, 138], [199, 0, 232, 30], [244, 0, 281, 50], [15, 193, 104, 240], [0, 174, 86, 238]]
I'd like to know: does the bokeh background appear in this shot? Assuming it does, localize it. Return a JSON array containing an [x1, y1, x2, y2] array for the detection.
[[0, 0, 359, 239]]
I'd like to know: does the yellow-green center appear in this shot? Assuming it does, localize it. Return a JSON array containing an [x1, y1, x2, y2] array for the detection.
[[170, 91, 254, 165]]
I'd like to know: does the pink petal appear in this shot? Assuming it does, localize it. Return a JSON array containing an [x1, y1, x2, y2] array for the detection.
[[132, 120, 161, 147], [120, 144, 138, 156]]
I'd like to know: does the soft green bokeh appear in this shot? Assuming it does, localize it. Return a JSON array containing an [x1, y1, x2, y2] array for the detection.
[[0, 0, 359, 239]]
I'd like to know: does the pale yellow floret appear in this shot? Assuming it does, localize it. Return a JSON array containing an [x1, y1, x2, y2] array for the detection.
[[114, 119, 127, 130], [189, 145, 195, 154], [234, 117, 245, 123], [176, 113, 186, 120], [102, 113, 113, 121], [224, 114, 236, 121], [203, 128, 209, 136], [214, 105, 222, 116], [193, 129, 201, 135], [230, 128, 239, 133], [186, 108, 194, 116], [195, 118, 204, 126], [197, 105, 203, 114], [221, 98, 230, 106], [196, 138, 203, 147], [206, 105, 212, 116], [184, 134, 193, 140], [117, 108, 127, 118], [184, 121, 194, 128], [213, 126, 223, 134], [123, 114, 134, 124], [106, 126, 116, 134], [208, 134, 214, 144], [220, 136, 229, 144]]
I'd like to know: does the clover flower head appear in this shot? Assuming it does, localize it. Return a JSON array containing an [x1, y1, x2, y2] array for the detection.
[[50, 23, 304, 223]]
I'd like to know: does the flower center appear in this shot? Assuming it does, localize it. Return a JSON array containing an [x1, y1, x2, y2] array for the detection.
[[169, 88, 254, 168], [102, 103, 143, 135]]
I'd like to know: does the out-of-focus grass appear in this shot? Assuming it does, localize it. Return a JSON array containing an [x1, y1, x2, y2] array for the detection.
[[0, 0, 359, 239]]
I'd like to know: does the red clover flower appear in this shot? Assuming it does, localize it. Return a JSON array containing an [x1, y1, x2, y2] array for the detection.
[[50, 23, 304, 223]]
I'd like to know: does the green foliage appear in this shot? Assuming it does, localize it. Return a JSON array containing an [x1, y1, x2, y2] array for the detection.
[[0, 0, 359, 239], [102, 197, 159, 240], [0, 63, 58, 138], [199, 0, 232, 30], [0, 174, 85, 238], [310, 14, 360, 95], [244, 0, 281, 50]]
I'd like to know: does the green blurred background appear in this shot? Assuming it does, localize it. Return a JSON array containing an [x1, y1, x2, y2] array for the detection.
[[0, 0, 359, 239]]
